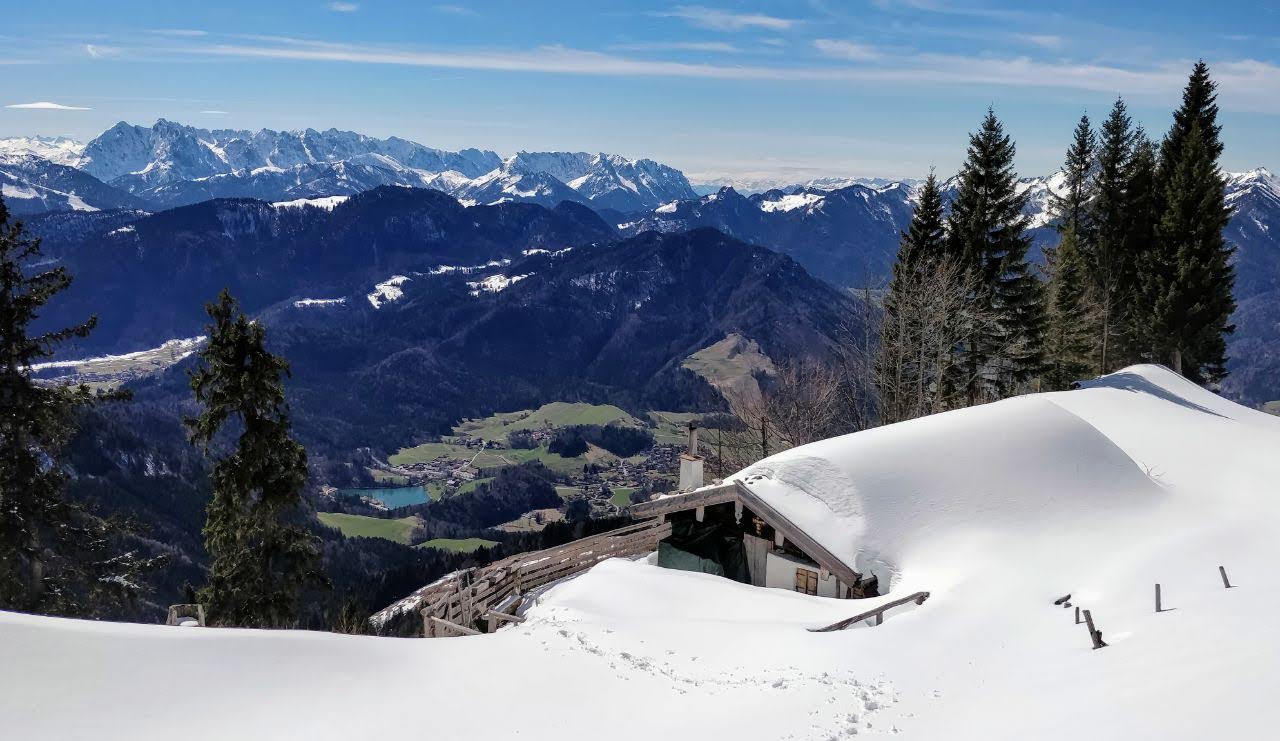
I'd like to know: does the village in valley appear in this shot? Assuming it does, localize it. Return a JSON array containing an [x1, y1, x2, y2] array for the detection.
[[322, 402, 706, 544]]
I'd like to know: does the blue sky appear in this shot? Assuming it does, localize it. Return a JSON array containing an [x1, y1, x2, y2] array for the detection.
[[2, 1, 1277, 183]]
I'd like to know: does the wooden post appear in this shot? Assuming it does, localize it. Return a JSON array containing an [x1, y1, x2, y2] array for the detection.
[[717, 427, 723, 480], [1155, 583, 1162, 613], [760, 417, 770, 459], [695, 506, 705, 522], [1082, 609, 1106, 650], [1074, 606, 1081, 624], [1219, 565, 1232, 588]]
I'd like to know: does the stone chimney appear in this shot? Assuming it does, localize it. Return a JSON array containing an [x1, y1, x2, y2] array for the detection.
[[678, 421, 704, 492]]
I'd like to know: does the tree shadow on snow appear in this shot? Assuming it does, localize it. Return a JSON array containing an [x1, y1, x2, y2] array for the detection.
[[1085, 371, 1228, 419]]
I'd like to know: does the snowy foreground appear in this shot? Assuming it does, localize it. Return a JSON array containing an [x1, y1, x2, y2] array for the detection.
[[5, 365, 1280, 740]]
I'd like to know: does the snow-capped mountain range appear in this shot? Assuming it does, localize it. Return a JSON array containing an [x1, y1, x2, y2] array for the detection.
[[0, 120, 696, 213]]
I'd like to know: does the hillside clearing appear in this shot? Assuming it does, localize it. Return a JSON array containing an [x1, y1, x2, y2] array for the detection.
[[317, 513, 420, 545]]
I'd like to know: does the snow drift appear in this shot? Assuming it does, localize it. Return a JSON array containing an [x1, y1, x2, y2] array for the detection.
[[5, 364, 1280, 740]]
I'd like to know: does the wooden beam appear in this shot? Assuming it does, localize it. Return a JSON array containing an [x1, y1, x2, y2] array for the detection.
[[808, 591, 930, 632], [628, 484, 738, 518], [483, 610, 525, 624], [428, 616, 480, 637]]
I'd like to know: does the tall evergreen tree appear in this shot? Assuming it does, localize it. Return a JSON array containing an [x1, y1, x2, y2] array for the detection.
[[1137, 63, 1235, 382], [945, 109, 1045, 402], [1159, 61, 1224, 169], [1050, 113, 1097, 240], [880, 172, 948, 420], [186, 290, 323, 628], [1042, 227, 1096, 390], [1117, 130, 1160, 364], [892, 170, 947, 282], [0, 196, 141, 615], [1086, 98, 1137, 373]]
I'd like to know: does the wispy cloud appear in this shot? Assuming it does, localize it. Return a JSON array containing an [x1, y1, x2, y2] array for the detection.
[[813, 39, 880, 61], [660, 5, 798, 32], [145, 28, 208, 37], [434, 4, 478, 16], [85, 43, 122, 58], [160, 37, 1280, 113], [1017, 34, 1064, 49], [870, 0, 1025, 21], [611, 41, 741, 54], [201, 110, 229, 114], [327, 2, 359, 12], [6, 101, 92, 110]]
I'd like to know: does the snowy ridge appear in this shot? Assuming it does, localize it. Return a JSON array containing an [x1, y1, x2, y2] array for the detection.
[[366, 275, 409, 309], [64, 120, 695, 211], [29, 336, 205, 372], [293, 297, 347, 308], [271, 195, 349, 211], [467, 273, 531, 295], [0, 136, 86, 167], [758, 192, 824, 213]]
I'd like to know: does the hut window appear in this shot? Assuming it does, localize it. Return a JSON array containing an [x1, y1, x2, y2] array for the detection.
[[794, 567, 818, 595]]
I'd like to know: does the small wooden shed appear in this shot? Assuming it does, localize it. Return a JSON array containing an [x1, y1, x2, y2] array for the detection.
[[629, 480, 878, 600]]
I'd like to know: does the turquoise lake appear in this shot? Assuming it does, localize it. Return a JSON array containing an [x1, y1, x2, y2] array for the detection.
[[340, 485, 430, 507]]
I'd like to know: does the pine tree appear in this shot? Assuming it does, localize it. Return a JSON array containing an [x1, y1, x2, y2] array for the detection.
[[945, 109, 1045, 402], [1116, 130, 1160, 365], [893, 170, 947, 279], [0, 196, 142, 615], [1042, 226, 1096, 390], [1050, 114, 1097, 240], [1160, 61, 1224, 170], [879, 172, 949, 421], [1086, 98, 1137, 373], [186, 290, 323, 628], [1138, 63, 1235, 383]]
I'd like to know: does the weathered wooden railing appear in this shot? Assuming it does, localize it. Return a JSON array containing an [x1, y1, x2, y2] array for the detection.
[[808, 591, 930, 632], [373, 518, 672, 638]]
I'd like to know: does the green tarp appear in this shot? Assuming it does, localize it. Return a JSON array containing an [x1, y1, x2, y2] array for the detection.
[[656, 517, 751, 583]]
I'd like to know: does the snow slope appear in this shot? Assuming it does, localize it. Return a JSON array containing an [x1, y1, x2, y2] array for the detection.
[[5, 364, 1280, 740]]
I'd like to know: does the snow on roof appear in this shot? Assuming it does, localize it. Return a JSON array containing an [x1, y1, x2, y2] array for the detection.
[[725, 364, 1276, 588]]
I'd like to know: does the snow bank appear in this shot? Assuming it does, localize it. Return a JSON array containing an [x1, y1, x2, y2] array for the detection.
[[7, 364, 1280, 740]]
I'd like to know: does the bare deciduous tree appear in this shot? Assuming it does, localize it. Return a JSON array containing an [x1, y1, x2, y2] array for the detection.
[[876, 257, 1001, 424]]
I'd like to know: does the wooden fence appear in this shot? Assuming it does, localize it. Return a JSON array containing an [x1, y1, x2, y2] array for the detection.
[[402, 518, 672, 638]]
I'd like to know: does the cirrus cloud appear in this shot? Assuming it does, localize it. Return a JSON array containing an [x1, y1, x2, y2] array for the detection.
[[660, 6, 798, 32], [813, 39, 880, 61], [5, 101, 92, 110]]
